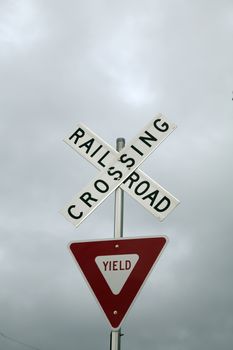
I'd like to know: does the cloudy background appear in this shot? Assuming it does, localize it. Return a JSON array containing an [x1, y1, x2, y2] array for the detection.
[[1, 0, 233, 349]]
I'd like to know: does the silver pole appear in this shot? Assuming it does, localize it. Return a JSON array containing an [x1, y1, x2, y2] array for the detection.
[[110, 137, 125, 350]]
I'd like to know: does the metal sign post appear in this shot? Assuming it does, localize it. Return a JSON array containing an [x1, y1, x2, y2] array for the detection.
[[110, 138, 125, 350]]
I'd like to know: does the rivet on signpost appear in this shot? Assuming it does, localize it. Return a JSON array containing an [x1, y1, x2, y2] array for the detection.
[[110, 137, 125, 350]]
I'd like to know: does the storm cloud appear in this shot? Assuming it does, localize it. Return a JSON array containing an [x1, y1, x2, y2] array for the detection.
[[0, 0, 233, 349]]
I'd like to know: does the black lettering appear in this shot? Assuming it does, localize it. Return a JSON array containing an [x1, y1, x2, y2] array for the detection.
[[139, 131, 157, 147], [135, 181, 150, 195], [90, 145, 103, 158], [69, 128, 85, 144], [154, 196, 171, 212], [94, 179, 109, 193], [98, 151, 110, 167], [142, 190, 159, 207], [131, 144, 144, 156], [108, 166, 123, 180], [125, 260, 131, 270], [80, 192, 97, 207], [120, 154, 135, 169], [123, 171, 140, 188], [154, 118, 169, 132], [68, 205, 83, 219], [103, 261, 108, 271], [79, 138, 94, 153]]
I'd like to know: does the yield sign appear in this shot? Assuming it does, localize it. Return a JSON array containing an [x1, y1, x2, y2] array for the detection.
[[70, 236, 167, 329]]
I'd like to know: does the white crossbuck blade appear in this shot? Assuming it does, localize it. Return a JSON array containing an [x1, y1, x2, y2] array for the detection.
[[61, 114, 180, 227], [63, 119, 180, 222]]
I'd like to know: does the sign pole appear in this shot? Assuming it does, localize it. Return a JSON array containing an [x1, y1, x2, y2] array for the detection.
[[110, 137, 125, 350]]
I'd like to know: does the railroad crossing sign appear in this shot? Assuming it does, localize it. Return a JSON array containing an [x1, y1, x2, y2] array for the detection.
[[70, 236, 167, 329], [61, 114, 179, 227]]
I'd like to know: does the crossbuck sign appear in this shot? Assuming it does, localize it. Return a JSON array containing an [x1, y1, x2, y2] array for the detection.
[[61, 114, 179, 227]]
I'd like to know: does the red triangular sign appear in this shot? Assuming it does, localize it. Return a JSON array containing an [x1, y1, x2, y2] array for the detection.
[[70, 236, 167, 329]]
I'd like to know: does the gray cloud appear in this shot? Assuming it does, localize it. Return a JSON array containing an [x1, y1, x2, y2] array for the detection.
[[0, 0, 233, 349]]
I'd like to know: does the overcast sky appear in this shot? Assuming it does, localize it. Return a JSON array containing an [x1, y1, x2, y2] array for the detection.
[[1, 0, 233, 349]]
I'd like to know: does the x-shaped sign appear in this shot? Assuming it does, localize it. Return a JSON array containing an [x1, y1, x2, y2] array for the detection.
[[61, 114, 179, 227]]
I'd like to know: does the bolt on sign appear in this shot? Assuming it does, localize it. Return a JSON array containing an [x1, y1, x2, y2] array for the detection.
[[61, 114, 180, 227]]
